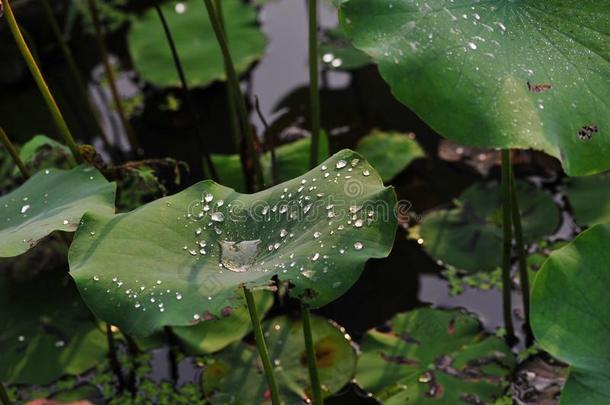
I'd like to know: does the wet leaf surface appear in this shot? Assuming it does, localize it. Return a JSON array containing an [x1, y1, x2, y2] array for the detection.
[[128, 0, 267, 87], [0, 165, 116, 257], [0, 270, 107, 385], [356, 130, 424, 182], [341, 0, 610, 175], [356, 307, 515, 404], [419, 181, 560, 272], [172, 290, 274, 355], [201, 314, 357, 403], [69, 150, 397, 336], [320, 28, 372, 71], [531, 224, 610, 404]]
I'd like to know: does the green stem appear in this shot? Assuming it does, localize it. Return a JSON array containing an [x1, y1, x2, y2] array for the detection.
[[2, 0, 82, 162], [105, 323, 125, 392], [154, 3, 218, 181], [213, 0, 241, 153], [0, 382, 11, 405], [38, 0, 113, 154], [243, 287, 281, 405], [0, 127, 30, 179], [302, 304, 323, 405], [308, 0, 321, 169], [254, 96, 278, 185], [509, 158, 532, 335], [85, 0, 140, 154], [203, 0, 263, 191], [501, 150, 516, 343]]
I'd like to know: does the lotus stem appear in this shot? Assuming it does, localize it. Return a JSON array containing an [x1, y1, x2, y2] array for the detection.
[[213, 0, 241, 153], [203, 0, 263, 191], [0, 127, 30, 179], [501, 149, 516, 343], [308, 0, 321, 169], [85, 0, 141, 154], [509, 156, 532, 338], [2, 0, 82, 162], [105, 323, 126, 392], [243, 287, 281, 405], [153, 3, 218, 181], [38, 0, 113, 154], [254, 95, 278, 185], [0, 382, 11, 405], [302, 304, 323, 405]]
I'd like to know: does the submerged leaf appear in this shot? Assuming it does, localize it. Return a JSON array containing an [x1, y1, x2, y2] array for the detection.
[[341, 0, 610, 175], [356, 130, 424, 182], [0, 165, 116, 257], [566, 171, 610, 227], [0, 271, 107, 385], [69, 150, 397, 336], [356, 308, 515, 404], [128, 0, 267, 87], [419, 181, 559, 272], [531, 224, 610, 404], [201, 314, 356, 403]]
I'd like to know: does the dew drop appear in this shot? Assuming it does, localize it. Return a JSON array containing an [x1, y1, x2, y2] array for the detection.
[[336, 160, 347, 169], [211, 212, 224, 222], [354, 242, 364, 250]]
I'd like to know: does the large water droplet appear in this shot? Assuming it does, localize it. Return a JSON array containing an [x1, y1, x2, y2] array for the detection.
[[336, 160, 347, 169], [219, 239, 261, 273], [211, 212, 224, 222]]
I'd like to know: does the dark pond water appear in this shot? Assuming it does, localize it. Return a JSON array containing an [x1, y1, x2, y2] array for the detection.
[[0, 0, 576, 403]]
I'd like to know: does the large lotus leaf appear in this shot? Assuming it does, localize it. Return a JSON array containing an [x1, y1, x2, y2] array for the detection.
[[320, 28, 372, 71], [419, 180, 559, 272], [201, 314, 357, 403], [356, 308, 515, 404], [566, 171, 610, 227], [0, 165, 116, 257], [172, 290, 274, 355], [531, 224, 610, 404], [128, 0, 267, 87], [69, 150, 397, 336], [0, 271, 107, 385], [341, 0, 610, 176], [356, 130, 424, 182], [211, 132, 330, 192]]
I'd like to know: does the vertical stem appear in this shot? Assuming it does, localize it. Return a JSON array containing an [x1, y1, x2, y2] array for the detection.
[[0, 383, 11, 405], [254, 96, 278, 185], [501, 150, 516, 343], [213, 0, 241, 152], [509, 158, 532, 336], [203, 0, 263, 191], [0, 127, 30, 179], [308, 0, 321, 169], [153, 3, 218, 181], [85, 0, 140, 153], [106, 323, 125, 392], [243, 287, 281, 405], [2, 0, 82, 162], [38, 0, 113, 154], [302, 304, 323, 405]]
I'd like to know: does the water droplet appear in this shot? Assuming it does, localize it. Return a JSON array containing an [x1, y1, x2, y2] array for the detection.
[[20, 205, 30, 214], [363, 169, 370, 176], [204, 193, 214, 203], [63, 219, 69, 225], [354, 219, 364, 228], [219, 239, 261, 273], [175, 2, 186, 13], [93, 275, 100, 281], [311, 253, 320, 261], [468, 42, 477, 50], [354, 242, 364, 250], [313, 232, 321, 239], [211, 212, 224, 222], [195, 227, 202, 235], [336, 160, 347, 169]]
